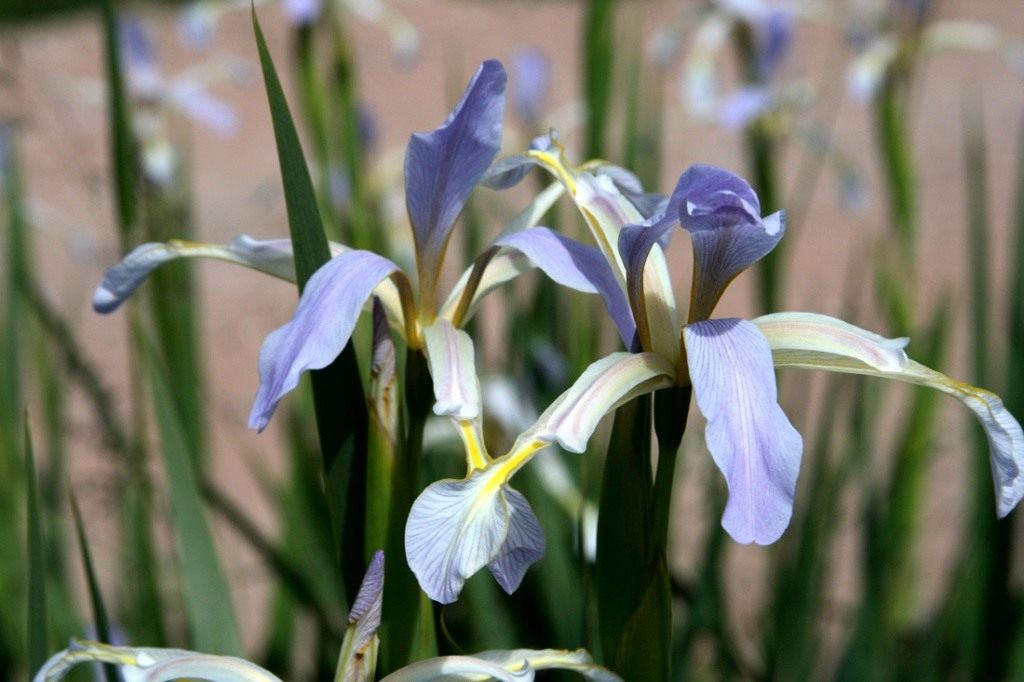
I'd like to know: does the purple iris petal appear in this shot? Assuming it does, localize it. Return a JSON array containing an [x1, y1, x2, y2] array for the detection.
[[495, 227, 635, 346], [513, 48, 550, 125], [684, 318, 802, 545], [718, 86, 775, 131], [618, 208, 679, 330], [487, 487, 545, 594], [405, 59, 506, 310], [249, 250, 401, 431], [756, 8, 795, 79], [677, 164, 785, 320]]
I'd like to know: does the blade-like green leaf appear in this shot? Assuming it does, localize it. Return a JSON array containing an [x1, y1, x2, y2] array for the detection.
[[98, 0, 137, 239], [25, 419, 47, 677], [582, 0, 617, 159], [70, 489, 119, 682], [253, 6, 369, 601], [142, 335, 242, 655], [596, 394, 655, 677]]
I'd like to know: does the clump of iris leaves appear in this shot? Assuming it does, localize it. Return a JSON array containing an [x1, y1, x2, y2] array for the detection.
[[7, 1, 1024, 681]]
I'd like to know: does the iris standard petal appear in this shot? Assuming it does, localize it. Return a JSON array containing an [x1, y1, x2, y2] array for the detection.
[[405, 470, 518, 604], [495, 227, 636, 345], [405, 59, 506, 315], [674, 164, 785, 321], [755, 311, 1024, 517], [249, 250, 403, 431], [487, 487, 546, 594], [684, 318, 803, 545], [422, 319, 481, 422]]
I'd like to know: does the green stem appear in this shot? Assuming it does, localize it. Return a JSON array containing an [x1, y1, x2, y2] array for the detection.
[[651, 386, 691, 555]]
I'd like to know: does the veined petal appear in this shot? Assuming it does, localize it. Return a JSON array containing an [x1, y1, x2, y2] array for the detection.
[[249, 251, 405, 432], [674, 164, 785, 321], [520, 351, 675, 455], [336, 551, 385, 682], [755, 311, 1024, 517], [94, 236, 305, 313], [33, 640, 282, 682], [422, 319, 481, 422], [684, 318, 803, 545], [405, 471, 537, 604], [495, 228, 636, 346], [380, 655, 530, 681], [406, 59, 506, 316], [487, 487, 546, 594], [472, 648, 623, 681]]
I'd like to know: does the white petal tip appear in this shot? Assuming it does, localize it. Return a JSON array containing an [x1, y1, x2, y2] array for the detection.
[[92, 287, 121, 314]]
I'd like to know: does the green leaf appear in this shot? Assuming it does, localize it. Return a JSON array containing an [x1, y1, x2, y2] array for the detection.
[[252, 6, 370, 602], [142, 335, 242, 655], [98, 0, 137, 239], [25, 419, 47, 677], [582, 0, 617, 159], [70, 489, 119, 682], [596, 394, 656, 676]]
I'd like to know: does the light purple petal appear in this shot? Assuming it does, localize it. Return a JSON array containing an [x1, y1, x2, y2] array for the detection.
[[618, 210, 679, 335], [755, 7, 795, 78], [717, 86, 775, 131], [249, 250, 401, 431], [406, 60, 506, 310], [348, 551, 384, 651], [674, 165, 785, 320], [684, 318, 802, 545], [513, 48, 550, 124], [487, 487, 545, 594], [496, 228, 635, 346]]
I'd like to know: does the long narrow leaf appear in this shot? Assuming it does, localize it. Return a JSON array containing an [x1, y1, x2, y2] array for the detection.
[[98, 0, 136, 238], [69, 489, 118, 682], [252, 6, 369, 601], [142, 335, 242, 655], [25, 419, 47, 676]]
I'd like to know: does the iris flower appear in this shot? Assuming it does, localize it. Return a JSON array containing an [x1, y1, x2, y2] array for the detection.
[[247, 59, 633, 432], [34, 551, 620, 682], [491, 144, 1024, 545], [406, 319, 674, 603]]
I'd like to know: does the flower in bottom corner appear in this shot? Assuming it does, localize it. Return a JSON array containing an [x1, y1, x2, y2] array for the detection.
[[34, 551, 621, 682]]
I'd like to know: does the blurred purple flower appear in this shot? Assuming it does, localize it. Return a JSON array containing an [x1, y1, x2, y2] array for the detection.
[[512, 48, 550, 125]]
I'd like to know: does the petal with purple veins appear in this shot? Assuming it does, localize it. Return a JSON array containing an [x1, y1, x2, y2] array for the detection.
[[683, 318, 802, 545], [249, 250, 405, 431], [405, 60, 506, 314], [487, 487, 546, 594]]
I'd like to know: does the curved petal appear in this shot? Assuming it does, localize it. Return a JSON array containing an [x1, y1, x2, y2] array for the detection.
[[755, 311, 1024, 517], [673, 164, 785, 321], [406, 59, 506, 314], [684, 318, 803, 545], [496, 227, 635, 346], [348, 551, 385, 648], [473, 648, 623, 681], [380, 648, 622, 682], [380, 656, 530, 682], [422, 320, 481, 422], [32, 640, 282, 682], [518, 351, 675, 455], [249, 251, 403, 431], [94, 236, 300, 313], [404, 470, 513, 604], [487, 487, 546, 594]]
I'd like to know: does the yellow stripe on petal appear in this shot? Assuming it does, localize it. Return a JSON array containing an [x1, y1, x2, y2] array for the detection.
[[755, 311, 1024, 518]]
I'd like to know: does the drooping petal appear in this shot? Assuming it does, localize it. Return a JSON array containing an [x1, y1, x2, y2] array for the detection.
[[422, 319, 481, 422], [495, 227, 635, 345], [406, 59, 506, 315], [94, 236, 299, 313], [380, 656, 529, 682], [487, 487, 546, 594], [675, 164, 785, 321], [755, 311, 1024, 517], [405, 470, 517, 604], [472, 648, 623, 681], [249, 251, 405, 431], [683, 318, 803, 544], [32, 640, 283, 682]]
